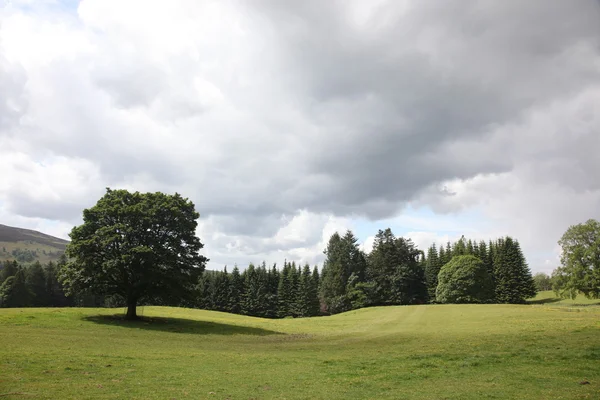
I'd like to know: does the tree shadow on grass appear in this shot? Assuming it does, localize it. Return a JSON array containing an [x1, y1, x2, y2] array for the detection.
[[527, 298, 562, 305], [83, 314, 282, 336]]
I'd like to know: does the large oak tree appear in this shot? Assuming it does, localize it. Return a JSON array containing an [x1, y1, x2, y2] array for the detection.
[[60, 188, 208, 319]]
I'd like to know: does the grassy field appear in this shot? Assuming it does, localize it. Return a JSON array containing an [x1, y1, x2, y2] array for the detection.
[[1, 292, 599, 399]]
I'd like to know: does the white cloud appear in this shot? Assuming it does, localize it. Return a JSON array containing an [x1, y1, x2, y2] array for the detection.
[[0, 1, 598, 272]]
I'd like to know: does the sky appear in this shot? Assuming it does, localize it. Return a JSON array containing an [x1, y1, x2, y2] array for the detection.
[[1, 0, 599, 273]]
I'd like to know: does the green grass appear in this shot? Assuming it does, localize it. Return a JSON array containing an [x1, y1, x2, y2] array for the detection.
[[1, 300, 599, 399], [530, 290, 600, 307]]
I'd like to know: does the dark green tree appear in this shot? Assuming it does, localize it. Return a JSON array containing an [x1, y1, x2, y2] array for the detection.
[[60, 188, 208, 319], [241, 263, 268, 316], [0, 268, 31, 307], [493, 237, 537, 303], [436, 255, 494, 304], [211, 268, 230, 312], [227, 266, 243, 314], [295, 264, 313, 317], [0, 260, 18, 284], [26, 261, 48, 307], [320, 231, 367, 313], [367, 229, 427, 305], [424, 244, 441, 301], [310, 266, 321, 316], [277, 262, 292, 317]]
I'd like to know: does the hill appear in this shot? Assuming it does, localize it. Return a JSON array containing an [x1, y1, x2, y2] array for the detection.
[[0, 301, 598, 399], [0, 223, 69, 265]]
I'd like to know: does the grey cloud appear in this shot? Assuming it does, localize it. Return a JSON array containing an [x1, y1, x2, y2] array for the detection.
[[2, 0, 600, 262]]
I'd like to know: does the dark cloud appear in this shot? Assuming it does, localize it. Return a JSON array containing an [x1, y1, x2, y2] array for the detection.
[[1, 1, 599, 269]]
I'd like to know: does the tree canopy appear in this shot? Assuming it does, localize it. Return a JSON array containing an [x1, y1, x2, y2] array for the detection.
[[60, 188, 208, 319], [436, 255, 494, 304], [553, 219, 600, 299]]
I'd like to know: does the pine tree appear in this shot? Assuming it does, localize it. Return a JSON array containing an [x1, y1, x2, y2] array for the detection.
[[466, 239, 474, 255], [0, 268, 31, 307], [311, 266, 321, 315], [263, 263, 279, 318], [211, 268, 230, 312], [26, 261, 48, 307], [0, 260, 18, 284], [366, 229, 399, 305], [295, 265, 313, 317], [453, 236, 467, 256], [196, 273, 213, 309], [277, 262, 292, 317], [493, 237, 537, 303], [319, 230, 367, 313], [424, 244, 441, 301], [367, 229, 427, 305], [228, 266, 243, 314], [242, 264, 268, 316]]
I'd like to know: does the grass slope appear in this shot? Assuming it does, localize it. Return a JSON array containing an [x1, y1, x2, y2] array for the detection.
[[0, 224, 68, 264], [1, 301, 599, 399]]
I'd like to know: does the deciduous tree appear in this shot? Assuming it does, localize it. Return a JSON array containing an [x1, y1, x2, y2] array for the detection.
[[60, 188, 208, 319]]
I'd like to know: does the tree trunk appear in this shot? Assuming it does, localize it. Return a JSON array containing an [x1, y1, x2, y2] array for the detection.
[[126, 299, 138, 320]]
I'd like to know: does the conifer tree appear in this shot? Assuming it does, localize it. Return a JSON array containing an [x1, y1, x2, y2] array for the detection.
[[210, 268, 230, 312], [277, 262, 292, 317], [320, 230, 366, 313], [493, 237, 537, 303], [466, 239, 474, 255], [424, 244, 441, 301], [26, 261, 48, 307], [0, 268, 31, 307], [263, 263, 279, 318], [0, 260, 18, 284], [228, 266, 243, 314], [367, 229, 427, 305], [295, 265, 313, 317], [196, 273, 213, 309], [310, 266, 321, 316], [242, 264, 268, 316], [44, 261, 69, 306]]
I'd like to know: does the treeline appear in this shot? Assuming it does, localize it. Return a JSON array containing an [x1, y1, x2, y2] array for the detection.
[[0, 256, 107, 308], [1, 228, 538, 315], [423, 236, 537, 303], [197, 262, 321, 318]]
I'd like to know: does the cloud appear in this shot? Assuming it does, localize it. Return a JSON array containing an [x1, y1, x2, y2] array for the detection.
[[0, 0, 599, 270]]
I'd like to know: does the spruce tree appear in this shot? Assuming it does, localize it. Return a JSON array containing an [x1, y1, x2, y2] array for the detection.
[[264, 263, 279, 318], [242, 264, 268, 316], [211, 268, 230, 312], [320, 230, 367, 313], [277, 262, 292, 317], [196, 273, 213, 309], [367, 229, 427, 305], [310, 266, 321, 316], [295, 265, 313, 317], [424, 244, 441, 301], [26, 261, 48, 307], [44, 261, 65, 306], [0, 268, 31, 307], [493, 237, 537, 303], [228, 266, 243, 314], [466, 239, 474, 255], [0, 260, 18, 284]]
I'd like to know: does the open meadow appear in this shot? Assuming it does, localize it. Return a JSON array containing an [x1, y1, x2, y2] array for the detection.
[[1, 291, 599, 400]]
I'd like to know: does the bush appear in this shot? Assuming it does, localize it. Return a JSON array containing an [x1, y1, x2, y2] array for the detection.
[[436, 255, 494, 304]]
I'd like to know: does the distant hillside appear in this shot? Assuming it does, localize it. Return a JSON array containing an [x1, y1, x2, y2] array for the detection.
[[0, 224, 69, 265]]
